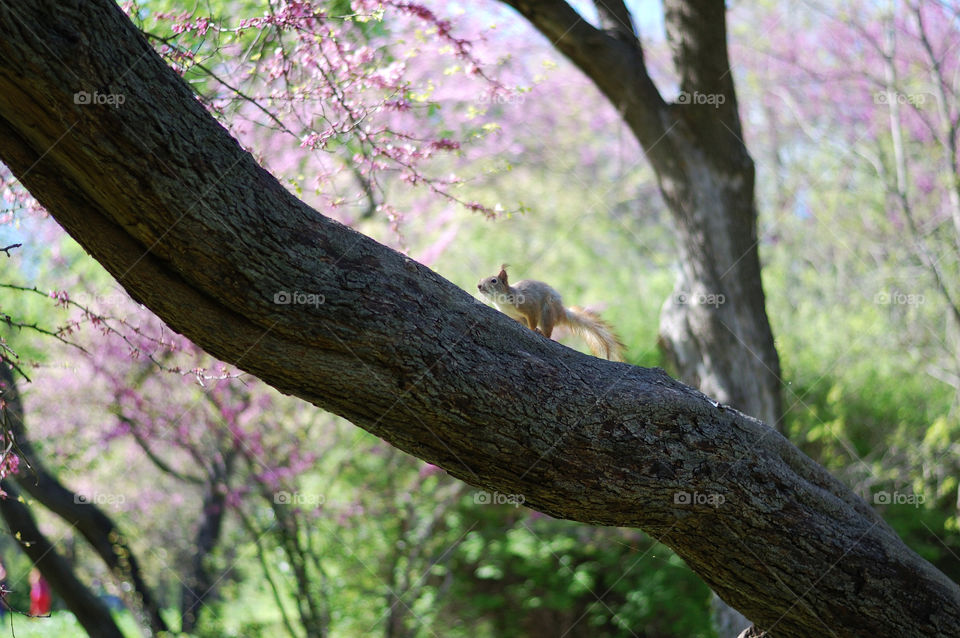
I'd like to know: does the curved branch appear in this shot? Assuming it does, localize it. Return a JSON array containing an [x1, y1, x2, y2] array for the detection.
[[499, 0, 670, 157], [0, 480, 124, 636], [0, 1, 956, 636], [592, 0, 637, 42], [0, 363, 169, 634]]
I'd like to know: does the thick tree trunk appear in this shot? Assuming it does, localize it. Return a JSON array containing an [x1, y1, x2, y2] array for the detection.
[[501, 0, 782, 427], [659, 1, 782, 427], [0, 363, 169, 634], [0, 2, 958, 636], [0, 479, 124, 637], [500, 2, 780, 633]]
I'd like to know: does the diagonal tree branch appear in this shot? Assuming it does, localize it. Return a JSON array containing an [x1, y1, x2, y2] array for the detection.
[[0, 1, 956, 636], [0, 480, 124, 636], [592, 0, 638, 42], [499, 0, 669, 156]]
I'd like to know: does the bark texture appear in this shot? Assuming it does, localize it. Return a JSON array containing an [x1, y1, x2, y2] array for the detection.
[[0, 1, 958, 636]]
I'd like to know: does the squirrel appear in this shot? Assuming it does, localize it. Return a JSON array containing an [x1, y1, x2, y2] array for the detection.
[[477, 264, 625, 361]]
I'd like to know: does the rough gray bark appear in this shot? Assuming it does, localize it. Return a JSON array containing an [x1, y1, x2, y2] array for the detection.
[[0, 362, 168, 634], [0, 1, 958, 636]]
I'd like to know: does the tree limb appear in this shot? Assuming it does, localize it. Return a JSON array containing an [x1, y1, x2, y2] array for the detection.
[[0, 363, 169, 634], [592, 0, 638, 42], [0, 482, 124, 637], [499, 0, 668, 156]]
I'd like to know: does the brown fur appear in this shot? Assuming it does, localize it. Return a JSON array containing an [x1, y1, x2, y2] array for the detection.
[[478, 265, 625, 361]]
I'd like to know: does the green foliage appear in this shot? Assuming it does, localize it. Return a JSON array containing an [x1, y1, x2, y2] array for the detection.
[[443, 510, 716, 638], [0, 610, 142, 638]]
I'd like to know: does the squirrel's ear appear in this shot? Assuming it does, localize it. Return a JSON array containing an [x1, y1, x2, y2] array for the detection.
[[498, 264, 509, 284]]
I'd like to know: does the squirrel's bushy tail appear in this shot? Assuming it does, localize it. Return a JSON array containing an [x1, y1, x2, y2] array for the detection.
[[563, 307, 625, 361]]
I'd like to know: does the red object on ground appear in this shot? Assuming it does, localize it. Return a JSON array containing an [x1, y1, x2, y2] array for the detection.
[[29, 571, 50, 616]]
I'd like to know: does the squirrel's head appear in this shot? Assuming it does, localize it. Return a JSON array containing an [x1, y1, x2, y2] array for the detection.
[[477, 264, 509, 295]]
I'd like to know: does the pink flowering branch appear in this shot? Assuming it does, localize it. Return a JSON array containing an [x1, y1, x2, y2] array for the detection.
[[0, 283, 239, 384], [132, 0, 511, 224]]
